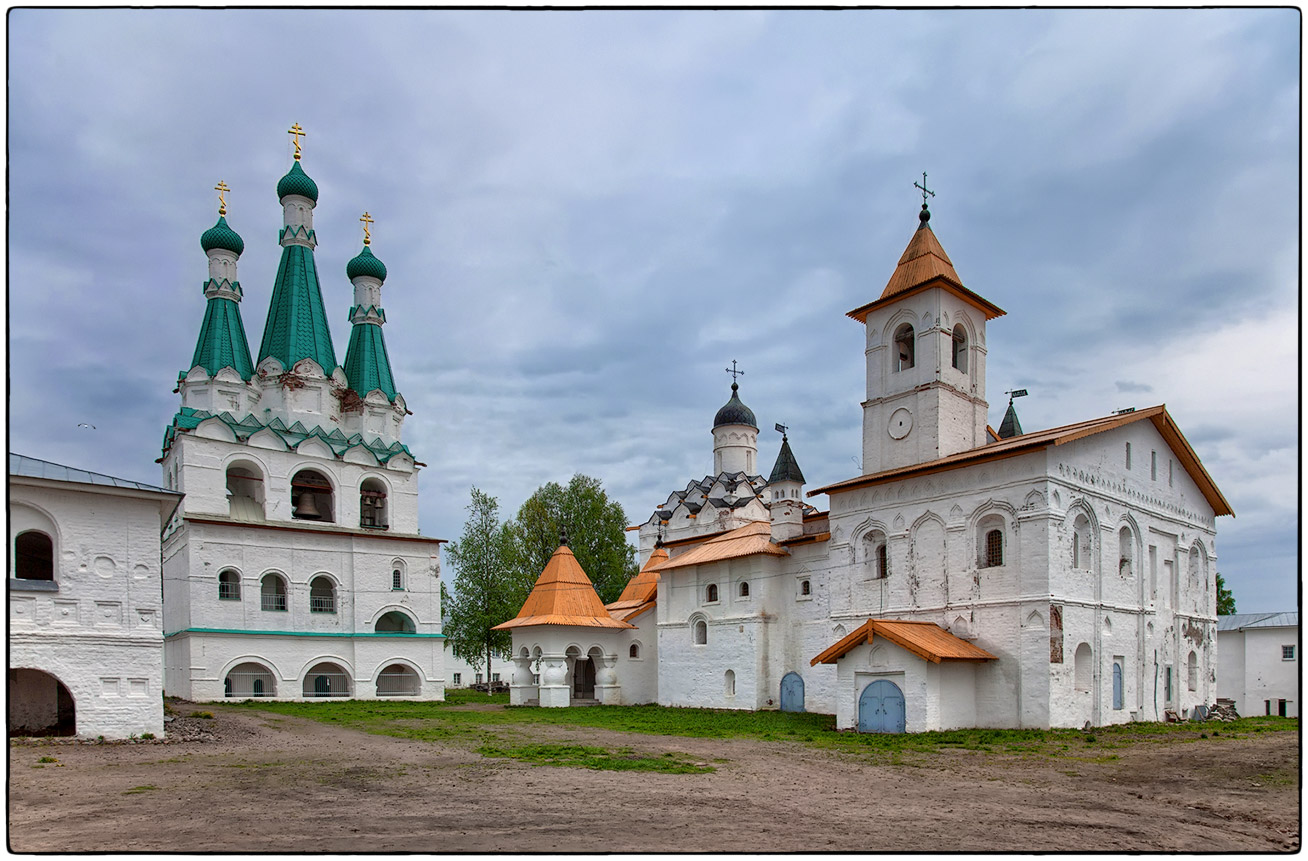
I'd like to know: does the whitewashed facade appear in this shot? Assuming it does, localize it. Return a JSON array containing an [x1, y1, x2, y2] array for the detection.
[[8, 455, 182, 739], [1217, 613, 1299, 718]]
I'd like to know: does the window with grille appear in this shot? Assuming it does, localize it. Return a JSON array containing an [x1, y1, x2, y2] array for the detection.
[[309, 576, 336, 613], [1283, 645, 1295, 661], [706, 584, 718, 603], [392, 568, 404, 590], [260, 574, 287, 611], [218, 569, 241, 601], [984, 529, 1003, 568]]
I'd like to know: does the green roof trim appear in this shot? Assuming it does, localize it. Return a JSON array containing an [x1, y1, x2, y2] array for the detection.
[[344, 320, 398, 402], [161, 407, 414, 463], [165, 628, 443, 639], [276, 160, 319, 202], [257, 244, 339, 373], [191, 295, 255, 380], [768, 436, 806, 484]]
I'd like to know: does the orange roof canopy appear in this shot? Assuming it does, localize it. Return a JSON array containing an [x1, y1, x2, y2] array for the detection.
[[493, 545, 634, 630], [811, 619, 997, 666]]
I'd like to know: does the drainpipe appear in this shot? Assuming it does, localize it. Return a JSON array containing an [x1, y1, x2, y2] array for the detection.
[[1152, 650, 1159, 721]]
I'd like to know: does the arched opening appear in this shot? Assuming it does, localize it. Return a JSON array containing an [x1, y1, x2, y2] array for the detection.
[[14, 531, 54, 581], [628, 643, 640, 659], [975, 514, 1005, 569], [260, 574, 287, 612], [391, 561, 405, 591], [375, 610, 416, 634], [780, 671, 805, 712], [724, 669, 736, 697], [738, 581, 750, 598], [1119, 527, 1134, 577], [1074, 643, 1093, 692], [1072, 514, 1092, 569], [800, 578, 811, 596], [1187, 651, 1198, 691], [359, 477, 388, 529], [303, 662, 351, 698], [893, 324, 915, 371], [951, 324, 968, 372], [218, 569, 241, 601], [705, 583, 719, 603], [376, 664, 420, 697], [309, 576, 336, 614], [864, 530, 889, 579], [290, 469, 334, 522], [225, 662, 276, 698], [693, 619, 708, 645], [7, 669, 75, 736], [858, 679, 905, 733], [225, 462, 265, 521]]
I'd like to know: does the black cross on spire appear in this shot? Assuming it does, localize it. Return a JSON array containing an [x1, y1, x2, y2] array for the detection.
[[725, 360, 744, 383], [914, 172, 935, 207]]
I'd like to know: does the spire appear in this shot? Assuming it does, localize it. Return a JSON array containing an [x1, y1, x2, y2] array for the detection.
[[998, 399, 1024, 439], [343, 213, 398, 401], [768, 432, 806, 484], [257, 129, 338, 374], [191, 182, 254, 379]]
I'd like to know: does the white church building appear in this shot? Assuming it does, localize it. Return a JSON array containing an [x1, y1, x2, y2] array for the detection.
[[500, 199, 1232, 731], [159, 132, 445, 702]]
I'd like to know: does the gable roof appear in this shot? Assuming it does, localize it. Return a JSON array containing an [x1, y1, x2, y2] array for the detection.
[[1217, 612, 1298, 632], [811, 619, 998, 666], [648, 521, 788, 573], [493, 545, 634, 630], [609, 545, 665, 607], [809, 404, 1233, 518]]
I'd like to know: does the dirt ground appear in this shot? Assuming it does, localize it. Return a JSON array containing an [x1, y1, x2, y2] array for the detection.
[[7, 702, 1300, 853]]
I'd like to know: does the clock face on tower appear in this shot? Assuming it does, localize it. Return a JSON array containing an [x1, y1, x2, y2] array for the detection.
[[888, 408, 913, 440]]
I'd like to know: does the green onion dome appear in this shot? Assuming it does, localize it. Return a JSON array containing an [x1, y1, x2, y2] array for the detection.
[[714, 382, 757, 428], [200, 215, 244, 256], [276, 161, 319, 202], [346, 245, 387, 282]]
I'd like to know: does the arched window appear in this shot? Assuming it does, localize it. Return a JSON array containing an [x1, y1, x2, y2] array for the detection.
[[392, 568, 404, 590], [260, 574, 287, 612], [375, 610, 416, 633], [226, 462, 265, 520], [724, 669, 736, 697], [864, 530, 889, 579], [218, 569, 241, 601], [739, 581, 750, 598], [225, 662, 275, 698], [360, 477, 388, 529], [951, 324, 968, 372], [291, 469, 334, 522], [893, 324, 915, 371], [800, 578, 811, 596], [984, 530, 1003, 567], [1074, 643, 1093, 692], [629, 643, 640, 659], [705, 584, 719, 603], [1187, 651, 1198, 691], [1072, 514, 1092, 570], [377, 664, 419, 697], [693, 619, 708, 645], [309, 576, 336, 614], [14, 531, 54, 581], [1119, 527, 1134, 577], [303, 662, 351, 698]]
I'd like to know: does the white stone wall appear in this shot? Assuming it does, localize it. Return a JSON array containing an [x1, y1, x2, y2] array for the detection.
[[507, 626, 624, 707], [9, 481, 170, 739], [832, 638, 984, 732], [1217, 626, 1298, 717]]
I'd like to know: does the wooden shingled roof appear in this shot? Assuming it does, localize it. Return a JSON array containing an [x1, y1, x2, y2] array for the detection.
[[846, 218, 1005, 323], [648, 521, 788, 573], [493, 545, 635, 631], [811, 619, 998, 666], [809, 405, 1234, 518]]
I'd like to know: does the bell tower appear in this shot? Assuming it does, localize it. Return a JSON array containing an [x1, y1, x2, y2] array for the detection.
[[848, 180, 1006, 473]]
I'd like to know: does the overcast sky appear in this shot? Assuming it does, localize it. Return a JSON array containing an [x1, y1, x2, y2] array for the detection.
[[7, 9, 1298, 612]]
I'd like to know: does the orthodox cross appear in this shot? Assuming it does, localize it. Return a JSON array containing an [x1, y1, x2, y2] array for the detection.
[[725, 360, 744, 383], [359, 211, 374, 246], [288, 123, 306, 160], [214, 180, 230, 216], [914, 172, 935, 207]]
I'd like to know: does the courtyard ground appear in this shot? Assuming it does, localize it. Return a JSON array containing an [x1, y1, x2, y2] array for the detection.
[[7, 698, 1300, 853]]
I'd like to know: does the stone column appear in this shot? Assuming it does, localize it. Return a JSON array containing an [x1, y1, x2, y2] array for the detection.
[[538, 655, 570, 708], [594, 654, 621, 705], [509, 654, 538, 706]]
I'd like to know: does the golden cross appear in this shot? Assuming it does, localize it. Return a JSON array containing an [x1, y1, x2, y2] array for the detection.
[[288, 123, 306, 160], [214, 180, 230, 216], [359, 211, 374, 246]]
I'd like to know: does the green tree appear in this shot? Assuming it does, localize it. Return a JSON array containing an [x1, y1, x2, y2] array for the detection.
[[503, 474, 638, 604], [1216, 572, 1237, 615], [443, 488, 518, 685]]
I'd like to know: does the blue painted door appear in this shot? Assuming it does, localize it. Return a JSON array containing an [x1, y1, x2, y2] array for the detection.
[[858, 680, 906, 733], [1112, 662, 1123, 710], [780, 672, 805, 712]]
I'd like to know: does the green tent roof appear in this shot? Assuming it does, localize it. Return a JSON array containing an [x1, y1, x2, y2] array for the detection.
[[257, 244, 338, 373], [767, 435, 806, 484], [344, 321, 398, 401], [191, 294, 254, 379]]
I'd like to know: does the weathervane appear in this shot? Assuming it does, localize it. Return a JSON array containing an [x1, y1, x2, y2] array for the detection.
[[214, 180, 230, 216], [914, 171, 935, 208], [360, 211, 374, 246], [775, 422, 788, 438], [725, 360, 744, 384], [1005, 388, 1029, 405], [288, 123, 306, 161]]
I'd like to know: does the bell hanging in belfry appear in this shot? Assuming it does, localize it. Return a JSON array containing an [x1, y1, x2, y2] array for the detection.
[[294, 491, 321, 519]]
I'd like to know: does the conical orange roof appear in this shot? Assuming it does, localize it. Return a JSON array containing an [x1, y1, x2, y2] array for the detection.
[[612, 545, 665, 606], [493, 545, 635, 630], [847, 212, 1005, 323]]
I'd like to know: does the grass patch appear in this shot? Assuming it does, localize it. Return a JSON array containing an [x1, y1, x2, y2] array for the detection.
[[192, 711, 214, 720], [123, 785, 159, 795], [478, 742, 713, 774], [37, 756, 58, 764]]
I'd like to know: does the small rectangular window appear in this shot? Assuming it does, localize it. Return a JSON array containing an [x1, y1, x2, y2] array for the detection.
[[1151, 451, 1157, 481], [452, 673, 461, 685], [1283, 645, 1295, 661], [475, 673, 483, 684], [492, 673, 500, 682], [1165, 667, 1173, 703], [1168, 459, 1173, 487], [1125, 443, 1132, 470]]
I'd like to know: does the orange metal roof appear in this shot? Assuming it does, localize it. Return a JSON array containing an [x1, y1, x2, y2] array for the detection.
[[493, 545, 635, 631], [808, 405, 1233, 518], [649, 521, 789, 573], [608, 602, 655, 623], [612, 545, 666, 605], [846, 222, 1005, 323], [811, 619, 998, 666]]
